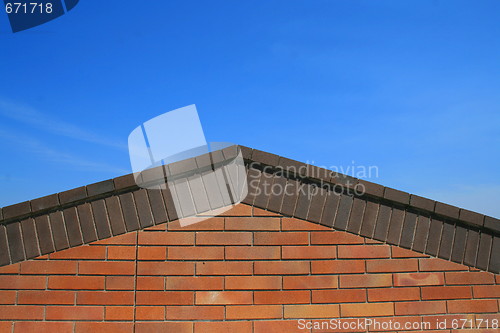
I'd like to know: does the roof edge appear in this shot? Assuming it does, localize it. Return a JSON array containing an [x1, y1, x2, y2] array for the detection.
[[0, 145, 498, 236], [243, 147, 499, 236], [0, 145, 498, 274]]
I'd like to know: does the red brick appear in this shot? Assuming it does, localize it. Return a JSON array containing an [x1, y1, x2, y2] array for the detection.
[[92, 232, 136, 245], [0, 291, 16, 304], [0, 306, 43, 320], [46, 305, 104, 320], [419, 258, 469, 271], [391, 246, 429, 258], [19, 260, 77, 274], [106, 276, 135, 290], [284, 275, 338, 289], [219, 204, 252, 216], [195, 291, 253, 305], [365, 238, 383, 244], [285, 304, 339, 319], [77, 291, 134, 305], [312, 289, 366, 303], [225, 217, 280, 230], [421, 286, 472, 300], [144, 223, 166, 231], [445, 272, 495, 285], [33, 254, 49, 260], [168, 217, 224, 231], [136, 306, 164, 320], [366, 259, 418, 272], [138, 232, 194, 245], [425, 314, 475, 333], [75, 322, 133, 333], [166, 276, 223, 290], [166, 305, 224, 320], [365, 316, 422, 331], [475, 314, 500, 328], [135, 322, 192, 333], [447, 300, 498, 313], [136, 291, 194, 305], [107, 246, 136, 260], [79, 261, 135, 275], [340, 274, 392, 288], [395, 301, 446, 315], [138, 246, 167, 260], [254, 232, 309, 245], [49, 276, 104, 290], [196, 261, 252, 275], [311, 231, 365, 244], [18, 290, 75, 305], [196, 232, 252, 245], [282, 245, 336, 259], [225, 246, 280, 260], [14, 322, 73, 333], [0, 263, 20, 274], [255, 260, 310, 275], [282, 217, 330, 231], [338, 245, 390, 258], [137, 262, 195, 275], [137, 276, 164, 290], [313, 318, 364, 332], [0, 322, 12, 333], [311, 260, 365, 274], [255, 290, 310, 304], [194, 321, 252, 333], [49, 245, 106, 260], [368, 287, 420, 302], [254, 320, 309, 333], [225, 276, 281, 290], [226, 305, 282, 319], [168, 246, 224, 260], [473, 285, 500, 298], [394, 272, 444, 286], [0, 275, 46, 289], [105, 306, 134, 320], [253, 207, 281, 216], [341, 302, 394, 317]]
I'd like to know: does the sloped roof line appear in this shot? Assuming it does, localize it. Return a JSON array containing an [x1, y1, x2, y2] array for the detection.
[[0, 145, 498, 273]]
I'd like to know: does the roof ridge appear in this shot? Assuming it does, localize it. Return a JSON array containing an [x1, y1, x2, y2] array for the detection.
[[1, 145, 498, 233], [0, 145, 498, 273]]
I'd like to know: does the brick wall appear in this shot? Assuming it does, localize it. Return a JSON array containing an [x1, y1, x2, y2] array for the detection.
[[0, 204, 498, 333]]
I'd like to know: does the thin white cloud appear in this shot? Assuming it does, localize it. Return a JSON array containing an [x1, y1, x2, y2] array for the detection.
[[0, 98, 126, 150], [0, 128, 128, 174]]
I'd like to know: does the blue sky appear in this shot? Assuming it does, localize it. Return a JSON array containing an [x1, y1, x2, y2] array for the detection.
[[0, 0, 499, 217]]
